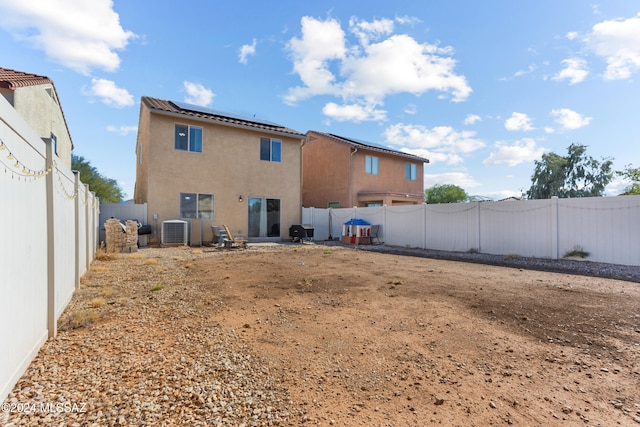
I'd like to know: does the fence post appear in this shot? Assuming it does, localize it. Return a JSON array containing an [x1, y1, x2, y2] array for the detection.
[[422, 204, 427, 249], [551, 196, 559, 259], [85, 184, 90, 271], [475, 201, 481, 252], [383, 205, 387, 245], [44, 138, 56, 339], [73, 171, 80, 290]]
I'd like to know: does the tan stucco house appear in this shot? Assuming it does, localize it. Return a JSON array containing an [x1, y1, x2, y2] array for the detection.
[[302, 131, 429, 208], [134, 96, 306, 244], [0, 67, 73, 168]]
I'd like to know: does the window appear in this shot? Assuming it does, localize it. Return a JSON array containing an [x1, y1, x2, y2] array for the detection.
[[175, 124, 203, 152], [51, 133, 57, 156], [406, 163, 417, 180], [180, 193, 214, 219], [260, 137, 281, 162], [365, 155, 378, 175], [328, 202, 340, 208]]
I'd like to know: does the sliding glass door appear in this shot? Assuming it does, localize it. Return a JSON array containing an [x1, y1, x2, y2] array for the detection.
[[248, 198, 280, 238]]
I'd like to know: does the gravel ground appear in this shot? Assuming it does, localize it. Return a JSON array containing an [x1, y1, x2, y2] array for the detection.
[[352, 244, 640, 283], [2, 246, 296, 427]]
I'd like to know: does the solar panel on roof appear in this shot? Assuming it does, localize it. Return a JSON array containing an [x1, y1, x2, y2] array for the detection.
[[329, 133, 391, 150], [170, 101, 284, 128]]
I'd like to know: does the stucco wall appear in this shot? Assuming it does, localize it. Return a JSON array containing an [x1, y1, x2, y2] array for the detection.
[[136, 104, 302, 243], [302, 132, 425, 208], [351, 150, 424, 205], [134, 104, 150, 205], [12, 85, 72, 168], [302, 136, 352, 208]]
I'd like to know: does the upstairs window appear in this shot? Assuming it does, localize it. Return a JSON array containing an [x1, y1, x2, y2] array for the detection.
[[365, 155, 378, 175], [260, 137, 281, 162], [175, 124, 203, 152], [406, 163, 417, 180]]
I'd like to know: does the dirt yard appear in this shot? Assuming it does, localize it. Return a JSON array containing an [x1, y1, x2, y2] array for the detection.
[[4, 243, 640, 426]]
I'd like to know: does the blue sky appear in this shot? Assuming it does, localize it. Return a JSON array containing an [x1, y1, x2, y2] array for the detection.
[[1, 1, 639, 200]]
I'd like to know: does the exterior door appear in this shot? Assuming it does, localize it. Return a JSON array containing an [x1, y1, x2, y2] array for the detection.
[[248, 198, 280, 238]]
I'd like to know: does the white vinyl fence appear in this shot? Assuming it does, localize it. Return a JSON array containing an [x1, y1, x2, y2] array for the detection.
[[303, 196, 640, 266], [1, 96, 99, 404]]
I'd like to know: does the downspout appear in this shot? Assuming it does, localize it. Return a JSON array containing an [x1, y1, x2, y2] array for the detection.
[[350, 147, 358, 208]]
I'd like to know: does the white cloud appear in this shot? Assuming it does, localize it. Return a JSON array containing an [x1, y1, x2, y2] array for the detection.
[[514, 64, 537, 77], [384, 123, 484, 165], [566, 31, 579, 40], [424, 172, 480, 189], [552, 58, 589, 84], [183, 81, 215, 106], [0, 0, 135, 74], [284, 16, 347, 103], [550, 108, 592, 130], [349, 17, 394, 46], [395, 15, 421, 26], [504, 112, 534, 131], [284, 16, 472, 117], [322, 101, 386, 122], [86, 78, 134, 107], [483, 138, 545, 167], [403, 104, 417, 115], [464, 114, 481, 125], [239, 38, 257, 64], [584, 13, 640, 80], [340, 34, 471, 101], [400, 148, 463, 165], [106, 125, 137, 136]]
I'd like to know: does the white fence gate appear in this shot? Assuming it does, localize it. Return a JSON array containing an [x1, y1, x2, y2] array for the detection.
[[303, 196, 640, 266], [0, 96, 99, 403]]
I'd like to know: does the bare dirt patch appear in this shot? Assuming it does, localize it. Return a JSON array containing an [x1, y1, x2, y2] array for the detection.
[[4, 244, 640, 426], [194, 244, 640, 426]]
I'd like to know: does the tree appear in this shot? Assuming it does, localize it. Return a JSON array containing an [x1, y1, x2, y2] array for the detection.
[[425, 184, 468, 204], [72, 155, 124, 203], [617, 164, 640, 195], [526, 143, 613, 199]]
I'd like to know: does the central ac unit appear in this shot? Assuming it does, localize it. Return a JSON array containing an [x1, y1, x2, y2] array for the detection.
[[161, 220, 188, 245]]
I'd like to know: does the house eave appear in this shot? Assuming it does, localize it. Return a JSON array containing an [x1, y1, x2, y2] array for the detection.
[[308, 130, 429, 164], [149, 108, 306, 140]]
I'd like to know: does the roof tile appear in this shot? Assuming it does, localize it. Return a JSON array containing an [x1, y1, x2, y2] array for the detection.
[[0, 67, 53, 89]]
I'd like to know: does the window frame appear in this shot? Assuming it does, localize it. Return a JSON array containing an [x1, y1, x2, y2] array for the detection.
[[406, 163, 417, 180], [174, 124, 203, 153], [180, 192, 214, 220], [365, 155, 379, 175], [260, 137, 282, 162]]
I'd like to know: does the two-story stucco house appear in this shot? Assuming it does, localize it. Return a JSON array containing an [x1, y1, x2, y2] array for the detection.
[[302, 131, 429, 208], [0, 67, 73, 168], [134, 96, 306, 244]]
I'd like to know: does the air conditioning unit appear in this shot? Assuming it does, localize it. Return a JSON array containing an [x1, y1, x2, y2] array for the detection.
[[161, 220, 188, 245]]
